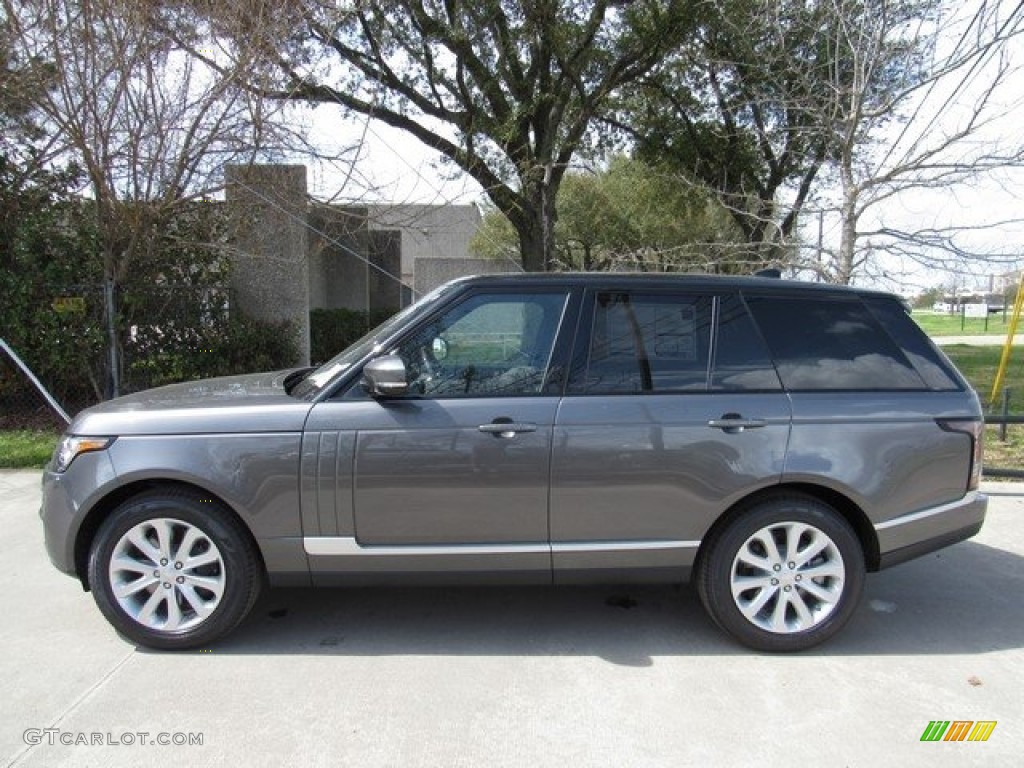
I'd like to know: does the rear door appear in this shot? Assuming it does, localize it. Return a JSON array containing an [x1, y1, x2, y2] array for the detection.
[[550, 289, 792, 582]]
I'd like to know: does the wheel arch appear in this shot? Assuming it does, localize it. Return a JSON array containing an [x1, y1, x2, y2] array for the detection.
[[698, 483, 881, 573], [73, 479, 266, 591]]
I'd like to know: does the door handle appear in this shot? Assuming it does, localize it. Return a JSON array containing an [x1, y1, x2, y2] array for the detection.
[[707, 414, 767, 434], [478, 421, 538, 438]]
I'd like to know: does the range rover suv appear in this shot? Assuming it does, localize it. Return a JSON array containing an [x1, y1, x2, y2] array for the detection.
[[40, 274, 987, 651]]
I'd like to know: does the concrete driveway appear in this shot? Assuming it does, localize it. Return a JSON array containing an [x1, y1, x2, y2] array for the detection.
[[1, 469, 1020, 768]]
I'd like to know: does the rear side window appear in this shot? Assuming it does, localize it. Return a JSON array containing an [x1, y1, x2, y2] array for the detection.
[[712, 295, 782, 391], [864, 297, 962, 391], [579, 292, 712, 393], [746, 296, 926, 391]]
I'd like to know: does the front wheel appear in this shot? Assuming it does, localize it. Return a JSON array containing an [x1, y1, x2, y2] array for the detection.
[[696, 495, 865, 652], [88, 490, 262, 650]]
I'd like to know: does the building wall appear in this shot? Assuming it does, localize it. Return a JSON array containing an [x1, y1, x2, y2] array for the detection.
[[225, 165, 508, 356], [366, 204, 483, 279], [224, 165, 311, 365], [413, 257, 519, 297]]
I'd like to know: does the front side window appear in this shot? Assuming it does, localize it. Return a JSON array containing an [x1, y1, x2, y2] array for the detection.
[[392, 291, 569, 397]]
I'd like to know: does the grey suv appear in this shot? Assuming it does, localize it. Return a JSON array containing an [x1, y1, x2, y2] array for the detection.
[[40, 274, 987, 651]]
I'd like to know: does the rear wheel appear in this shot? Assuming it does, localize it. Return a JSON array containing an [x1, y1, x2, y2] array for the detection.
[[696, 495, 865, 652], [88, 490, 262, 650]]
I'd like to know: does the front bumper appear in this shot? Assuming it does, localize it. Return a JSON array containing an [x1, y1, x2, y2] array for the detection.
[[40, 450, 118, 579]]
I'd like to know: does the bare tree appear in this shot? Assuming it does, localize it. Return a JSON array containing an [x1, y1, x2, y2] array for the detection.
[[4, 0, 303, 393], [617, 0, 836, 269], [618, 0, 1024, 285], [805, 0, 1024, 284], [5, 0, 303, 277]]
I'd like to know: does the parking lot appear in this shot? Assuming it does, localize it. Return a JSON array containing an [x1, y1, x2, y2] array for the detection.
[[1, 468, 1020, 767]]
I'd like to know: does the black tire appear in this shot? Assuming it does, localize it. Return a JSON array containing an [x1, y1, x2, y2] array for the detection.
[[695, 494, 865, 652], [88, 489, 262, 650]]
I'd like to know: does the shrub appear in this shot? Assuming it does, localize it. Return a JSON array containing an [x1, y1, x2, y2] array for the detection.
[[2, 164, 299, 408], [310, 308, 395, 364]]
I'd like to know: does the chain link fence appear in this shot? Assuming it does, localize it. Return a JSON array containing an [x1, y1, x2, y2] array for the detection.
[[0, 343, 70, 431], [2, 282, 296, 430]]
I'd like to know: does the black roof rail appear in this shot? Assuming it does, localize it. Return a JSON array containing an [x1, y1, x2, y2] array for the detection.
[[754, 268, 782, 279]]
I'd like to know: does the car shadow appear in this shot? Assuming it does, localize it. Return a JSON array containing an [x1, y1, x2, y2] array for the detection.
[[142, 539, 1024, 664]]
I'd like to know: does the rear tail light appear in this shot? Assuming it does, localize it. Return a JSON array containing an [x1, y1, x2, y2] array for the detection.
[[937, 419, 984, 491]]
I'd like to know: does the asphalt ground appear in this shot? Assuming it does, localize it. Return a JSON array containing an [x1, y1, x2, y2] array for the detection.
[[1, 469, 1021, 768]]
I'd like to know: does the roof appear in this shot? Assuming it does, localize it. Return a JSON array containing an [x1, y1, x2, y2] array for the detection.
[[450, 272, 898, 299]]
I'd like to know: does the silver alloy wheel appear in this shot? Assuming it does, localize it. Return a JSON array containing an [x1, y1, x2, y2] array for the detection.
[[729, 521, 846, 634], [108, 517, 226, 632]]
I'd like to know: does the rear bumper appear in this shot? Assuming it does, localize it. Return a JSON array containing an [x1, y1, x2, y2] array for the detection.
[[874, 491, 987, 570]]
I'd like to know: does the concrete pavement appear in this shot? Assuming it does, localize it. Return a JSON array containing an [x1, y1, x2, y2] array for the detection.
[[933, 335, 1019, 346], [1, 469, 1021, 767]]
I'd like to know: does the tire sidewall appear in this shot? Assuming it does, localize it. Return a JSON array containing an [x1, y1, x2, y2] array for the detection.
[[88, 492, 259, 650], [701, 496, 865, 652]]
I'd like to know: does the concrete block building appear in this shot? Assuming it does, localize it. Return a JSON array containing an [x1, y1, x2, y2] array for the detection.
[[224, 164, 516, 364]]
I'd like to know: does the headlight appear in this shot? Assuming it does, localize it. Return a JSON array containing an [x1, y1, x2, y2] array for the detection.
[[52, 436, 114, 473]]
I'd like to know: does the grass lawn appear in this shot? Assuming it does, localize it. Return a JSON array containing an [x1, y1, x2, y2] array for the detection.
[[941, 345, 1023, 402], [0, 430, 57, 469], [938, 345, 1024, 471], [911, 310, 1015, 337]]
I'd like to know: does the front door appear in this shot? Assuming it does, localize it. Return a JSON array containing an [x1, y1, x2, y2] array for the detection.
[[304, 288, 574, 581]]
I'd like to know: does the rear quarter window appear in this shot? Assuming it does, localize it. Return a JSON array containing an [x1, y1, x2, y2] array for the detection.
[[863, 297, 963, 391], [745, 295, 927, 391]]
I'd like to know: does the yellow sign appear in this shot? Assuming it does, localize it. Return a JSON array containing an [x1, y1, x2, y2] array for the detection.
[[52, 297, 86, 313]]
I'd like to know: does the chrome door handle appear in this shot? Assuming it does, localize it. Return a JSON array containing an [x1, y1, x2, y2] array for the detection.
[[707, 416, 767, 434], [478, 422, 538, 438]]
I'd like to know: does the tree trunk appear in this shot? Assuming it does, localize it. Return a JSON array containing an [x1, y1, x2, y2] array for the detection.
[[516, 217, 547, 273], [513, 182, 559, 272], [837, 177, 858, 285]]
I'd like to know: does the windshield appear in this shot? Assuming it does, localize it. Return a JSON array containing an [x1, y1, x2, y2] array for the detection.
[[290, 281, 462, 399]]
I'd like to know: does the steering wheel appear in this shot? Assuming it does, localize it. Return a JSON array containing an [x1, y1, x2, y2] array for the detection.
[[410, 344, 450, 394]]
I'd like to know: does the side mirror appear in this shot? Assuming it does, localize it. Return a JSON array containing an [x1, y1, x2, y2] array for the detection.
[[431, 336, 449, 360], [362, 355, 409, 397]]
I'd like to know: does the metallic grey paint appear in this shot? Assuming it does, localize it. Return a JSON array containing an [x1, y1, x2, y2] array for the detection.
[[40, 273, 988, 605]]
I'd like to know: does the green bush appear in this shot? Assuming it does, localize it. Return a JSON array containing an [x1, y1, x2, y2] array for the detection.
[[310, 308, 395, 364], [0, 155, 107, 407], [1, 160, 299, 409], [126, 312, 299, 389]]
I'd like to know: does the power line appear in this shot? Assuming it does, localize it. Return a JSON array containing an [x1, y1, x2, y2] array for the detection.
[[228, 174, 420, 298]]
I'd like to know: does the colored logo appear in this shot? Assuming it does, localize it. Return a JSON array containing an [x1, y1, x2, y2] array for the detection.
[[921, 721, 997, 742]]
